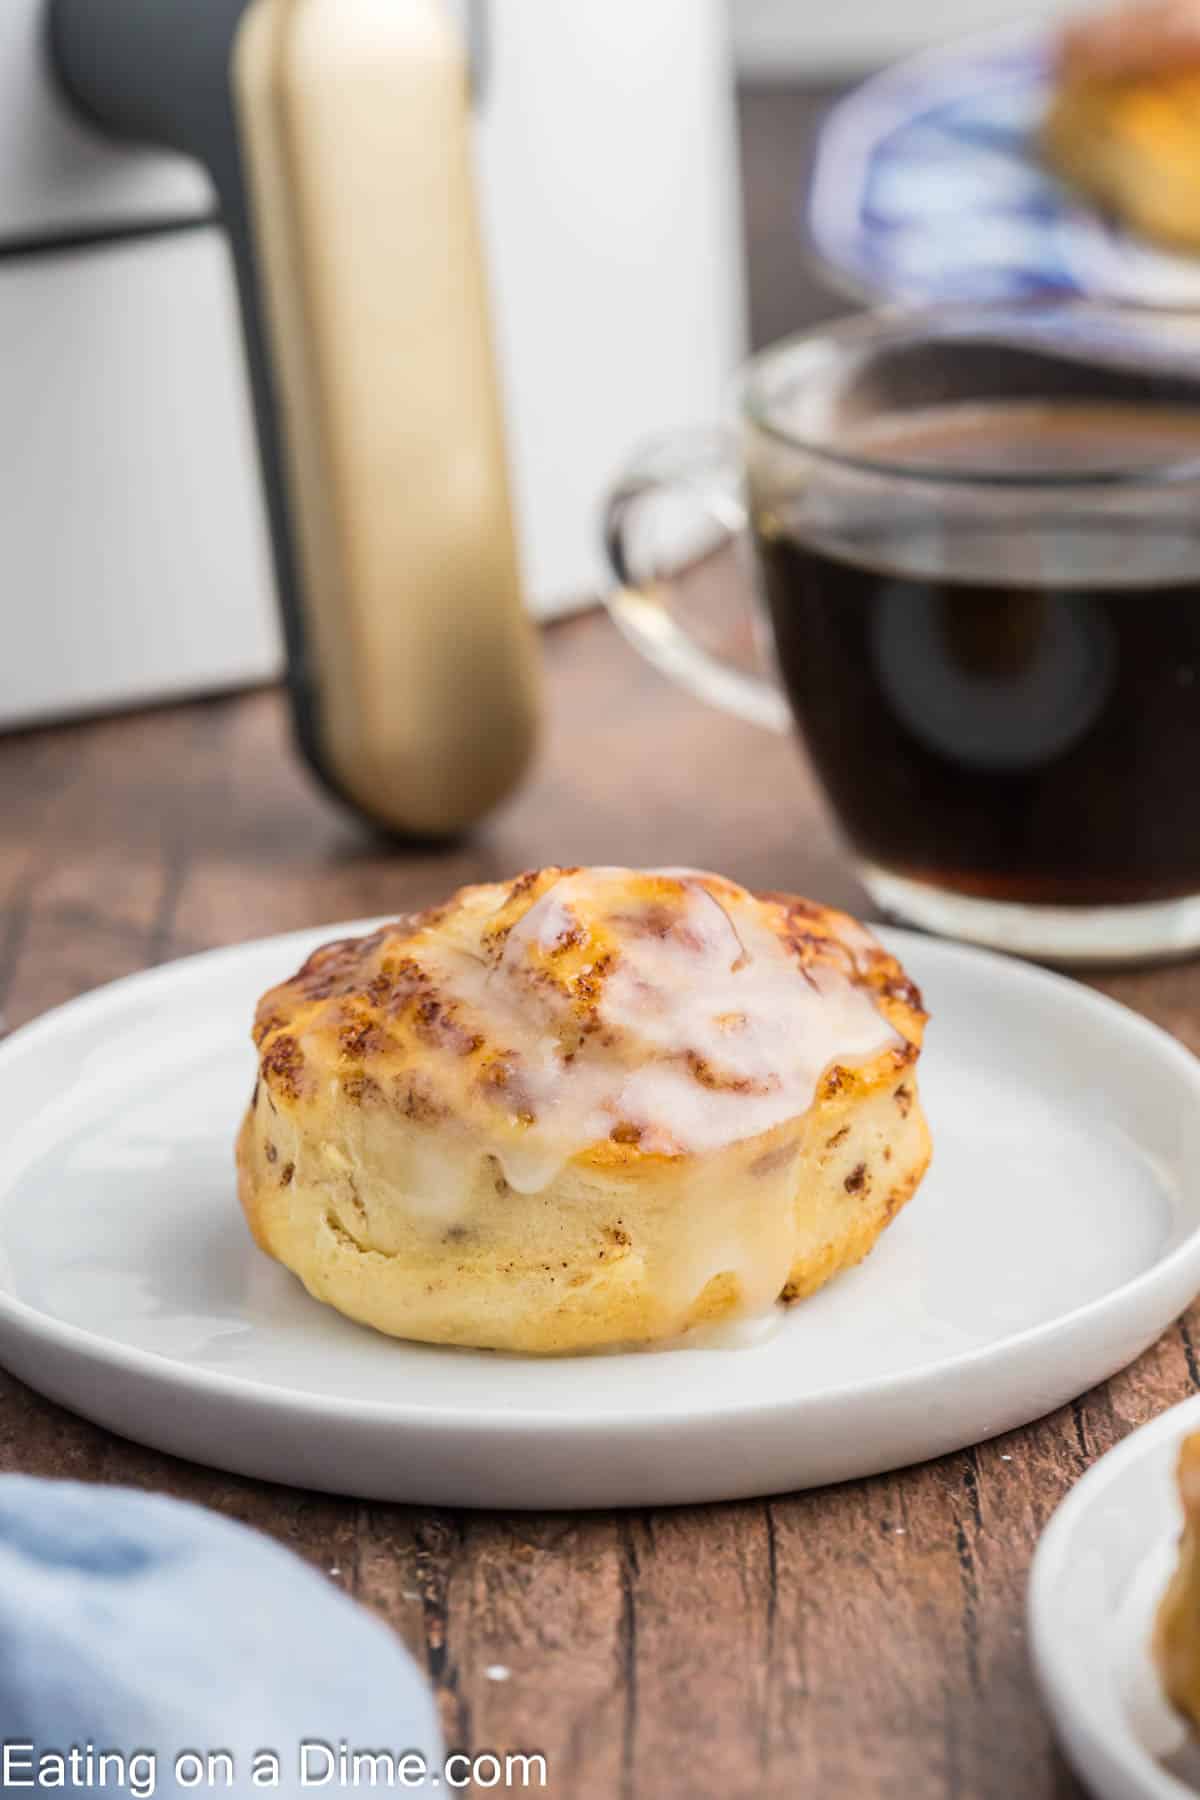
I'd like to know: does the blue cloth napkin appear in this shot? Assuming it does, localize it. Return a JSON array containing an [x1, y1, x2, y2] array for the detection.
[[0, 1476, 442, 1796]]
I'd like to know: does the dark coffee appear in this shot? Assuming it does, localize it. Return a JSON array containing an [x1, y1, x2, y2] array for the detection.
[[755, 402, 1200, 906]]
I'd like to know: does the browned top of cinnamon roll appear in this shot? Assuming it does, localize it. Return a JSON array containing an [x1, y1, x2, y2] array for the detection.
[[252, 867, 924, 1186], [1057, 0, 1200, 82]]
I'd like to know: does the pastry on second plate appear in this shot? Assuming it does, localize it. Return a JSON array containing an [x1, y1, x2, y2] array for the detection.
[[237, 867, 931, 1354], [1156, 1432, 1200, 1725], [1043, 0, 1200, 251]]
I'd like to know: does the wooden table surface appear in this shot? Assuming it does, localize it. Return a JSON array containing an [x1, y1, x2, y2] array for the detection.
[[3, 605, 1200, 1799]]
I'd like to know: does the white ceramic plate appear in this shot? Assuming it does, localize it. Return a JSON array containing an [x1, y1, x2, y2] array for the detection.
[[1031, 1395, 1200, 1800], [2, 923, 1200, 1510]]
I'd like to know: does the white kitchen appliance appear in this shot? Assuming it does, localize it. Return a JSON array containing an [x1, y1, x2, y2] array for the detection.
[[3, 0, 744, 828]]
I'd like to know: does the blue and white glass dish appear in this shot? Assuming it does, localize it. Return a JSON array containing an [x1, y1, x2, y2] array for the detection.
[[807, 25, 1200, 306]]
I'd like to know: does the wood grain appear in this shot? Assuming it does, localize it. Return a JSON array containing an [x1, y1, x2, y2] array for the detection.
[[3, 607, 1200, 1799]]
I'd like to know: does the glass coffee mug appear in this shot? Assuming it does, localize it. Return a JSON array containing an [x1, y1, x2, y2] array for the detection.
[[604, 299, 1200, 966]]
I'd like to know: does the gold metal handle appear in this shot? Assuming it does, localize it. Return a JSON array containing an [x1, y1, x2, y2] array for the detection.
[[235, 0, 540, 835]]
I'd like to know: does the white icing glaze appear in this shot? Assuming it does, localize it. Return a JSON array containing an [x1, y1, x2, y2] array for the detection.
[[417, 867, 900, 1189]]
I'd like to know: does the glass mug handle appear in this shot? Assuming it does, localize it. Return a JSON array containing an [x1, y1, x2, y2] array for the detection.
[[602, 431, 792, 734]]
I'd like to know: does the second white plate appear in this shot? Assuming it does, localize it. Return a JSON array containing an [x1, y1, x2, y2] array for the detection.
[[1031, 1393, 1200, 1799], [1, 923, 1199, 1509]]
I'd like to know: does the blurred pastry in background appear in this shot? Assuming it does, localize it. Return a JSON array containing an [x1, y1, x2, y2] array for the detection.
[[1043, 0, 1200, 251], [238, 868, 931, 1354], [1156, 1433, 1200, 1725]]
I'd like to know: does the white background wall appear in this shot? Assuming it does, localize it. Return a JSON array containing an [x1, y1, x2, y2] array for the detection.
[[731, 0, 1086, 76]]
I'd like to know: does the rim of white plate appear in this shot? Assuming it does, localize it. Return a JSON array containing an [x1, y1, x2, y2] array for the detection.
[[1029, 1391, 1200, 1798]]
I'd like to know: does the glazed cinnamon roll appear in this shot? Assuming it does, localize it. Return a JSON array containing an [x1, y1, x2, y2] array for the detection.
[[1043, 0, 1200, 251], [237, 868, 931, 1353], [1157, 1433, 1200, 1726]]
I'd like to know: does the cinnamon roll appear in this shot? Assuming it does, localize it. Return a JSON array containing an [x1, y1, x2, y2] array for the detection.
[[1157, 1432, 1200, 1726], [236, 868, 931, 1354], [1043, 0, 1200, 251]]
